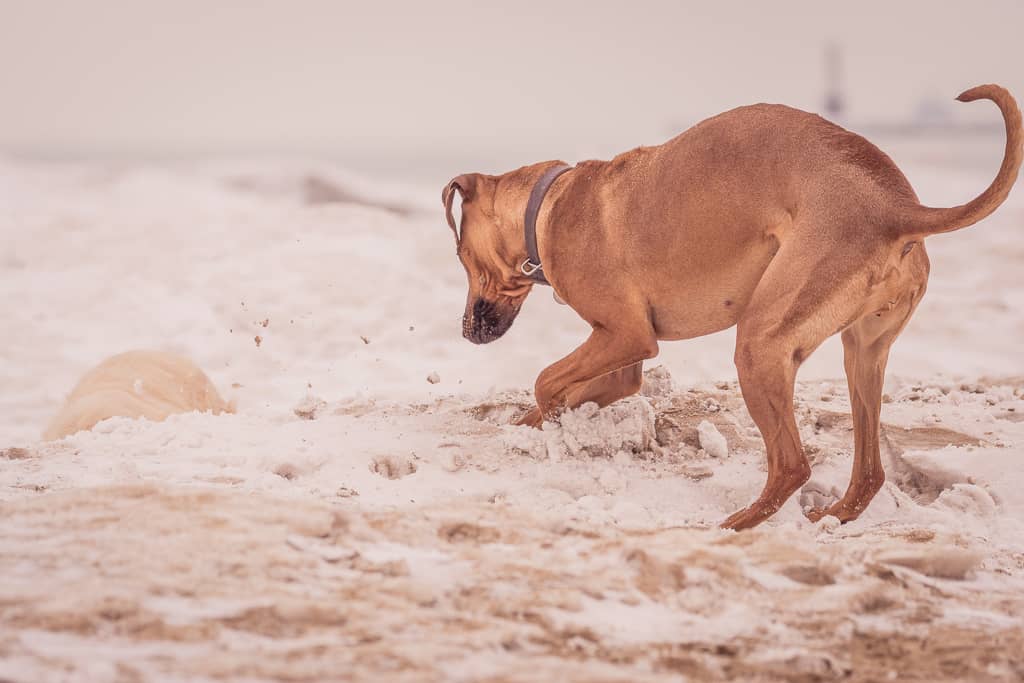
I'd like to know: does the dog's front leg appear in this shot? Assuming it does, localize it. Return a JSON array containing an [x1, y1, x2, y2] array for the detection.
[[517, 362, 645, 427], [518, 326, 658, 428]]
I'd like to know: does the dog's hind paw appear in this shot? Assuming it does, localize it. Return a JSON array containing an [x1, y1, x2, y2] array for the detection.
[[804, 507, 830, 523]]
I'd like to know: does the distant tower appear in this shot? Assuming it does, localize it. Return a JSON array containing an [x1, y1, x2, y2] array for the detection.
[[823, 43, 845, 119]]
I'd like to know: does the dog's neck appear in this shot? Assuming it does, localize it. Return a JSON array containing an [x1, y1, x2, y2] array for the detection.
[[521, 163, 574, 286], [494, 161, 575, 289]]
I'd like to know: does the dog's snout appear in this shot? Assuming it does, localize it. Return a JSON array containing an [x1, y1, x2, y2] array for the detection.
[[463, 297, 516, 344], [472, 298, 493, 321]]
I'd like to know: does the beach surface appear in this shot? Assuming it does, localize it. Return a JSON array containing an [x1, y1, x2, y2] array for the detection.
[[1, 154, 1022, 681]]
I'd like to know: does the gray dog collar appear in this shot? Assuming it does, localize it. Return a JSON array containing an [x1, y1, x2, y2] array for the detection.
[[522, 163, 573, 286]]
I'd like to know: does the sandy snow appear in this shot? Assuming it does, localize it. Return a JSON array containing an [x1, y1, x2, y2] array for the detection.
[[1, 151, 1023, 681]]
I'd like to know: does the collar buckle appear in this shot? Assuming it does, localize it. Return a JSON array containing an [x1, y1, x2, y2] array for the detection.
[[520, 258, 543, 277]]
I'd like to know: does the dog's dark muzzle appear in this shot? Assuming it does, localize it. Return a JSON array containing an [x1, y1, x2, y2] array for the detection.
[[463, 297, 518, 344]]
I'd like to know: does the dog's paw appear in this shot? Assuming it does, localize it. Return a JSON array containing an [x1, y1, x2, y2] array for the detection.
[[515, 407, 544, 429], [803, 500, 864, 525], [804, 507, 829, 523]]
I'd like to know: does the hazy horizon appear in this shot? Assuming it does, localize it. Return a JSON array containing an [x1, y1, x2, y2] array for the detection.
[[3, 1, 1022, 181]]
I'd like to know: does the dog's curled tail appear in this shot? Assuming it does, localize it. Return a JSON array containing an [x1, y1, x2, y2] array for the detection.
[[903, 84, 1022, 237]]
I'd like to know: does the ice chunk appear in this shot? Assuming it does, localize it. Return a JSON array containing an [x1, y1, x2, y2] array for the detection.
[[697, 420, 728, 458]]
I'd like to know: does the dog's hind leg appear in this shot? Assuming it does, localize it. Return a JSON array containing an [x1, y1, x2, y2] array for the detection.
[[518, 362, 644, 427], [806, 278, 926, 523], [723, 333, 813, 530], [722, 234, 874, 530]]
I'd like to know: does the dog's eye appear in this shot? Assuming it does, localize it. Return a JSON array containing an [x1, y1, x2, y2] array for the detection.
[[901, 242, 916, 257]]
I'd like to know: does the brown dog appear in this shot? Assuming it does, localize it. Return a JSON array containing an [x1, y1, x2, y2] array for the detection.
[[442, 84, 1021, 529]]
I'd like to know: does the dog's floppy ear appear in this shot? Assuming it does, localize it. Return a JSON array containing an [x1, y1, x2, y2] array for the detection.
[[441, 173, 478, 246]]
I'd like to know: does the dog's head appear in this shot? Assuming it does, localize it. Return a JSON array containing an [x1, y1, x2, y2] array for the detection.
[[442, 172, 535, 344]]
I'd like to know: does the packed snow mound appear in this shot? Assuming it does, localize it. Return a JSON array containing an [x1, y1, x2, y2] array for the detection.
[[640, 364, 677, 399], [697, 419, 729, 458], [503, 397, 657, 462]]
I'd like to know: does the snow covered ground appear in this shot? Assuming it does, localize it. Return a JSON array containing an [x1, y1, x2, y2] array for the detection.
[[1, 148, 1023, 681]]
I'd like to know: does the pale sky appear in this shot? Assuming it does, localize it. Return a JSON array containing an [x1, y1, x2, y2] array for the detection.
[[2, 0, 1021, 178]]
